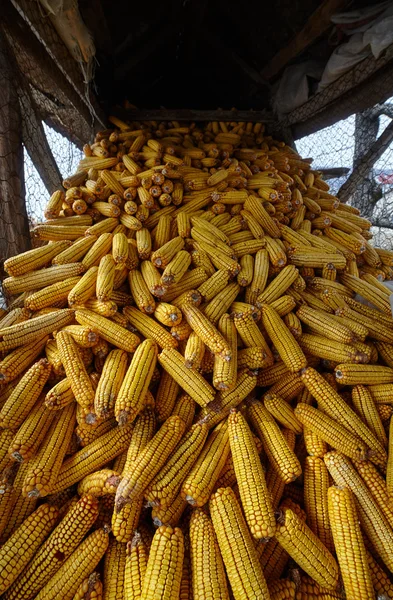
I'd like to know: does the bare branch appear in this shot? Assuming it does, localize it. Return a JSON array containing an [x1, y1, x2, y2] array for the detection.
[[370, 219, 393, 230]]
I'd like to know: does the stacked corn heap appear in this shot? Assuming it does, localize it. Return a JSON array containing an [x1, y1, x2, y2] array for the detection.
[[0, 116, 392, 600]]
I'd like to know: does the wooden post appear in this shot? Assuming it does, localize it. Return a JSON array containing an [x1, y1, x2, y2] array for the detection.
[[0, 32, 31, 276]]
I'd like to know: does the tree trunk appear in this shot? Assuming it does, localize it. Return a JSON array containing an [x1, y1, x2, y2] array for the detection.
[[350, 110, 381, 217], [0, 32, 31, 278]]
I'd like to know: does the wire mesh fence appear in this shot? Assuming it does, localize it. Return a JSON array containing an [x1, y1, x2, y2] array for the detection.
[[296, 96, 393, 249]]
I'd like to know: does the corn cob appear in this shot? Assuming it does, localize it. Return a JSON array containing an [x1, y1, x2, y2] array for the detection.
[[123, 306, 177, 349], [301, 367, 387, 466], [213, 313, 237, 390], [94, 349, 128, 418], [151, 493, 188, 528], [9, 397, 55, 462], [341, 272, 391, 314], [56, 331, 96, 409], [229, 409, 276, 538], [366, 551, 393, 598], [327, 486, 373, 599], [0, 503, 59, 594], [4, 494, 99, 600], [295, 402, 368, 461], [352, 384, 387, 447], [115, 339, 157, 425], [77, 469, 121, 497], [264, 393, 302, 434], [0, 359, 51, 429], [145, 423, 208, 508], [275, 506, 339, 590], [4, 240, 71, 277], [140, 525, 184, 600], [158, 347, 215, 406], [184, 331, 205, 370], [22, 403, 76, 497], [1, 461, 38, 542], [324, 451, 393, 572], [102, 538, 127, 600], [154, 302, 182, 326], [0, 310, 74, 350], [203, 281, 241, 324], [115, 415, 185, 508], [72, 572, 102, 600], [335, 363, 393, 385], [262, 304, 307, 373], [34, 528, 109, 600], [237, 254, 254, 287], [210, 487, 271, 599], [353, 459, 393, 529], [303, 456, 334, 553], [248, 400, 302, 483], [189, 509, 230, 600], [246, 249, 269, 304], [51, 424, 133, 494], [124, 533, 149, 600], [299, 333, 367, 364], [76, 309, 140, 352]]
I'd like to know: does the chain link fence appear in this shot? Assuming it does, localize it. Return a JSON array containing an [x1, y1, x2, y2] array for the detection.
[[296, 96, 393, 248]]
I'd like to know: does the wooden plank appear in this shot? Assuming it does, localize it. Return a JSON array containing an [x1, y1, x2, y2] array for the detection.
[[291, 55, 393, 139], [111, 108, 275, 123], [261, 0, 348, 80], [0, 34, 31, 272]]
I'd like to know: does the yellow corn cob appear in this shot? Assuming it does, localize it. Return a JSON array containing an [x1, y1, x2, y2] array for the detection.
[[304, 456, 334, 553], [115, 415, 185, 508], [229, 409, 276, 538], [264, 393, 302, 434], [160, 250, 191, 286], [76, 309, 140, 352], [189, 509, 229, 600], [72, 572, 102, 600], [102, 538, 127, 600], [140, 525, 184, 600], [52, 236, 97, 266], [124, 532, 149, 600], [3, 263, 85, 297], [296, 305, 355, 344], [155, 370, 179, 422], [112, 232, 129, 268], [95, 255, 115, 302], [341, 272, 391, 314], [33, 224, 89, 241], [198, 369, 257, 428], [158, 347, 215, 407], [283, 311, 302, 338], [0, 428, 15, 471], [267, 579, 296, 600], [0, 503, 59, 594], [170, 395, 194, 431], [388, 417, 393, 496], [246, 249, 269, 305], [289, 247, 346, 269], [151, 492, 188, 528], [123, 306, 176, 349], [176, 212, 191, 238], [268, 371, 304, 401], [44, 190, 65, 219], [68, 267, 98, 307], [213, 313, 237, 390], [327, 486, 373, 599], [335, 304, 392, 343], [145, 423, 208, 508], [203, 281, 241, 325], [135, 228, 152, 260], [299, 333, 367, 364], [56, 331, 95, 409], [183, 332, 205, 370], [22, 403, 76, 498], [51, 424, 133, 494], [77, 469, 121, 497], [4, 241, 71, 277], [25, 277, 81, 311], [324, 451, 393, 572], [237, 254, 254, 287], [161, 267, 208, 302], [4, 494, 99, 600], [295, 403, 368, 461], [301, 367, 387, 466], [248, 400, 301, 483], [59, 325, 98, 349], [0, 308, 30, 329], [335, 362, 393, 385], [81, 233, 113, 270], [181, 304, 232, 360], [304, 427, 328, 458], [154, 302, 182, 326], [140, 260, 166, 296], [352, 384, 387, 448], [0, 309, 74, 352], [366, 551, 393, 598], [45, 378, 74, 410], [0, 359, 51, 429], [210, 487, 271, 599], [262, 303, 307, 373], [33, 528, 109, 600], [151, 236, 185, 268], [115, 339, 157, 425], [94, 349, 128, 418], [128, 269, 156, 314], [8, 397, 55, 462], [233, 311, 273, 364], [353, 459, 393, 529], [182, 421, 229, 507], [244, 195, 280, 237], [237, 347, 266, 370], [275, 506, 339, 590]]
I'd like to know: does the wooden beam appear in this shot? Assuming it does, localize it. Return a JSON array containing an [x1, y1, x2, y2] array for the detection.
[[0, 32, 31, 274], [261, 0, 349, 80], [338, 119, 393, 204], [111, 108, 275, 123], [19, 84, 63, 195]]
